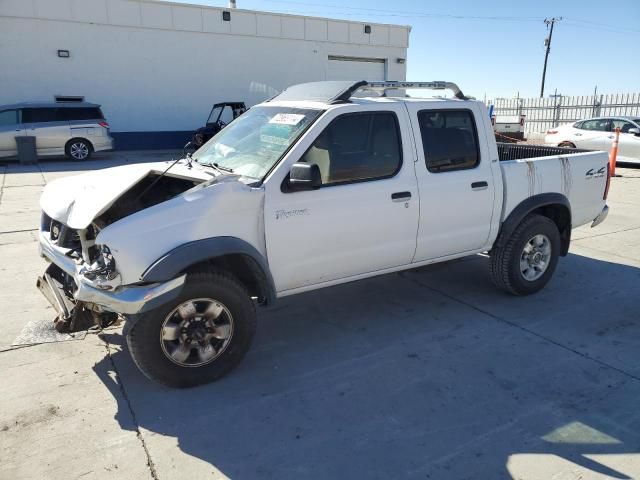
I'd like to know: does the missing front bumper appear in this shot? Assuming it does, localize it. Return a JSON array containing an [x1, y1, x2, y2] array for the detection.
[[38, 231, 187, 315]]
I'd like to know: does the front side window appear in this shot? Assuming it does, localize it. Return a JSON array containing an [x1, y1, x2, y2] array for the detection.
[[194, 106, 322, 180], [0, 110, 17, 127], [300, 112, 402, 186], [580, 119, 610, 131], [611, 119, 636, 133], [418, 110, 479, 173]]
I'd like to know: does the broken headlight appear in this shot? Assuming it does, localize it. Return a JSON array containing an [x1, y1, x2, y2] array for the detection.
[[81, 245, 118, 285]]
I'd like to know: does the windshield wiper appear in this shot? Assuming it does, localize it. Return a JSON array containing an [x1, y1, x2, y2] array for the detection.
[[200, 161, 234, 174]]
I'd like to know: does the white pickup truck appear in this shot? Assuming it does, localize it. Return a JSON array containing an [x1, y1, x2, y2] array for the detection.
[[37, 81, 610, 387]]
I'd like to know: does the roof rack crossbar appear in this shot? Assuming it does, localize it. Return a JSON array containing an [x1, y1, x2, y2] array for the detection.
[[359, 81, 468, 100]]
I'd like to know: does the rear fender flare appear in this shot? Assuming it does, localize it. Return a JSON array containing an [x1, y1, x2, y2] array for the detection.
[[494, 193, 572, 256]]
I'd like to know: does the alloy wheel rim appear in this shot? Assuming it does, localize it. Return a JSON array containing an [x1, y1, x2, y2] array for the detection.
[[160, 298, 234, 367], [70, 142, 89, 160], [520, 234, 551, 281]]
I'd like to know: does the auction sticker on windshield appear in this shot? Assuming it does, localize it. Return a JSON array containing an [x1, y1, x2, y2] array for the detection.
[[269, 113, 305, 126]]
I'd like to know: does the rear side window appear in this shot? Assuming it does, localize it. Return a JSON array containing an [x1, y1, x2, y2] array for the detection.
[[300, 112, 402, 186], [580, 119, 610, 131], [418, 110, 479, 173], [23, 108, 61, 123], [0, 110, 18, 126], [60, 107, 103, 121]]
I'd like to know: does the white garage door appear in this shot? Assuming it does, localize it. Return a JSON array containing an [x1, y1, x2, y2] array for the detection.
[[327, 55, 386, 81]]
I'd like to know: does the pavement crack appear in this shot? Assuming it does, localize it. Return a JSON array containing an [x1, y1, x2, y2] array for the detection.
[[400, 272, 640, 384], [0, 227, 39, 235], [102, 339, 159, 480]]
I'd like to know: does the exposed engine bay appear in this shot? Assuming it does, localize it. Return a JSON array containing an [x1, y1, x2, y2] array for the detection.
[[39, 172, 204, 332]]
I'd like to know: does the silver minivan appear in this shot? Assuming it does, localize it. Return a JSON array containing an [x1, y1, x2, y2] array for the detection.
[[0, 102, 114, 160]]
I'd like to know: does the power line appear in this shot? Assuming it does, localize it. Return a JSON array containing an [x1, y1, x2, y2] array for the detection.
[[260, 0, 545, 22]]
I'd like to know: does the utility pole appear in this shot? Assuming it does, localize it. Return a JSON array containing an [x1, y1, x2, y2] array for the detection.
[[540, 17, 562, 98]]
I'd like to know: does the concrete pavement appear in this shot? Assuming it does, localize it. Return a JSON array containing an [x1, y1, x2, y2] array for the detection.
[[1, 153, 639, 479]]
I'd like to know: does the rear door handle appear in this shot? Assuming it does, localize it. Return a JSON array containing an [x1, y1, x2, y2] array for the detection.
[[574, 133, 582, 136], [471, 181, 488, 190], [391, 191, 412, 202]]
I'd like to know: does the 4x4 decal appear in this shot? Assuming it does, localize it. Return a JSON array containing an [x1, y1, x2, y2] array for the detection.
[[586, 166, 606, 178]]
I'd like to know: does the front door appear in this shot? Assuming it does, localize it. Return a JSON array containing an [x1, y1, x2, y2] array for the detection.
[[264, 104, 419, 293], [405, 104, 498, 261], [610, 119, 640, 161]]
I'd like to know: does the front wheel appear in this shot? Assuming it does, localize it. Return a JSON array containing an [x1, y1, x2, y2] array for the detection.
[[490, 214, 561, 295], [126, 271, 256, 388]]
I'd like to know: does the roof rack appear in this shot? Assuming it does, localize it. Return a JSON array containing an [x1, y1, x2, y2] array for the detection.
[[359, 81, 468, 100], [268, 80, 468, 104]]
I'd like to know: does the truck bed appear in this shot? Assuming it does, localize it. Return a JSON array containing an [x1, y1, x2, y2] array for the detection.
[[498, 146, 609, 230], [497, 142, 590, 161]]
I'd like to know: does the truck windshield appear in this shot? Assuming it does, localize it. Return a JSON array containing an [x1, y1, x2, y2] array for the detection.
[[194, 106, 323, 180]]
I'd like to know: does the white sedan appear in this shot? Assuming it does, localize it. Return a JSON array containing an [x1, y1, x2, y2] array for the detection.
[[545, 116, 640, 164]]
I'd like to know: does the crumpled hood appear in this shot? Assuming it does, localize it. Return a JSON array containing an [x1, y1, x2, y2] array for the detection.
[[40, 161, 212, 229]]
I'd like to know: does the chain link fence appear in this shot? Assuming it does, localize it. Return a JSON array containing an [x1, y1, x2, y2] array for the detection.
[[489, 93, 640, 135]]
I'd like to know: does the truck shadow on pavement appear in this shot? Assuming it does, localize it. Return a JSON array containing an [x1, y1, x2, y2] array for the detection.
[[94, 252, 640, 479]]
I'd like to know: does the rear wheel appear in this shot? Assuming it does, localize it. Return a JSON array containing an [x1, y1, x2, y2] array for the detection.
[[490, 214, 561, 295], [65, 138, 92, 161], [126, 271, 256, 388]]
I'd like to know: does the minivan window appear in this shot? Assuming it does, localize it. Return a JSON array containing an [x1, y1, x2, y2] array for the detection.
[[22, 108, 60, 123], [300, 112, 402, 185], [0, 110, 17, 126], [60, 107, 103, 121], [418, 109, 480, 173]]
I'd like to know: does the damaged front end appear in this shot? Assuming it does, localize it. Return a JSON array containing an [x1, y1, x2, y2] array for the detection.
[[37, 167, 201, 332]]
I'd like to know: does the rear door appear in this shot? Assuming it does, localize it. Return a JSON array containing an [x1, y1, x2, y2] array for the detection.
[[405, 103, 498, 261], [0, 109, 23, 158], [264, 103, 419, 293], [64, 107, 104, 143], [23, 108, 71, 155], [572, 119, 610, 150]]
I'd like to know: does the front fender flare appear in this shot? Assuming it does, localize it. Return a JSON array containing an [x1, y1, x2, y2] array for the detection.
[[141, 236, 276, 304]]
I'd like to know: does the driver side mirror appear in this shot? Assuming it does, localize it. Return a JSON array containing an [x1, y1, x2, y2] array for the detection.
[[628, 127, 640, 136], [288, 162, 322, 191]]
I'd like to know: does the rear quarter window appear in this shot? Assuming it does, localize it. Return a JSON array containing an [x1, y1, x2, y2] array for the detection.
[[60, 107, 103, 121]]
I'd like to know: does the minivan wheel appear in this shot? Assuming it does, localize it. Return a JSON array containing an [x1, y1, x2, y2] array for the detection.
[[126, 271, 257, 388], [490, 214, 561, 295], [66, 139, 92, 161]]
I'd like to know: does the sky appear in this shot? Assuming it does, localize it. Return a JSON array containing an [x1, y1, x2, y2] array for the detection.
[[170, 0, 640, 100]]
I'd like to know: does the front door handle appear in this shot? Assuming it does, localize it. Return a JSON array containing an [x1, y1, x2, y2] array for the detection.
[[391, 191, 412, 202], [471, 181, 488, 190], [574, 133, 582, 136]]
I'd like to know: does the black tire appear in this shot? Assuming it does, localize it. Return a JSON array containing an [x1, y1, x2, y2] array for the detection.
[[490, 214, 561, 295], [126, 271, 256, 388], [65, 138, 92, 161], [558, 141, 576, 148]]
